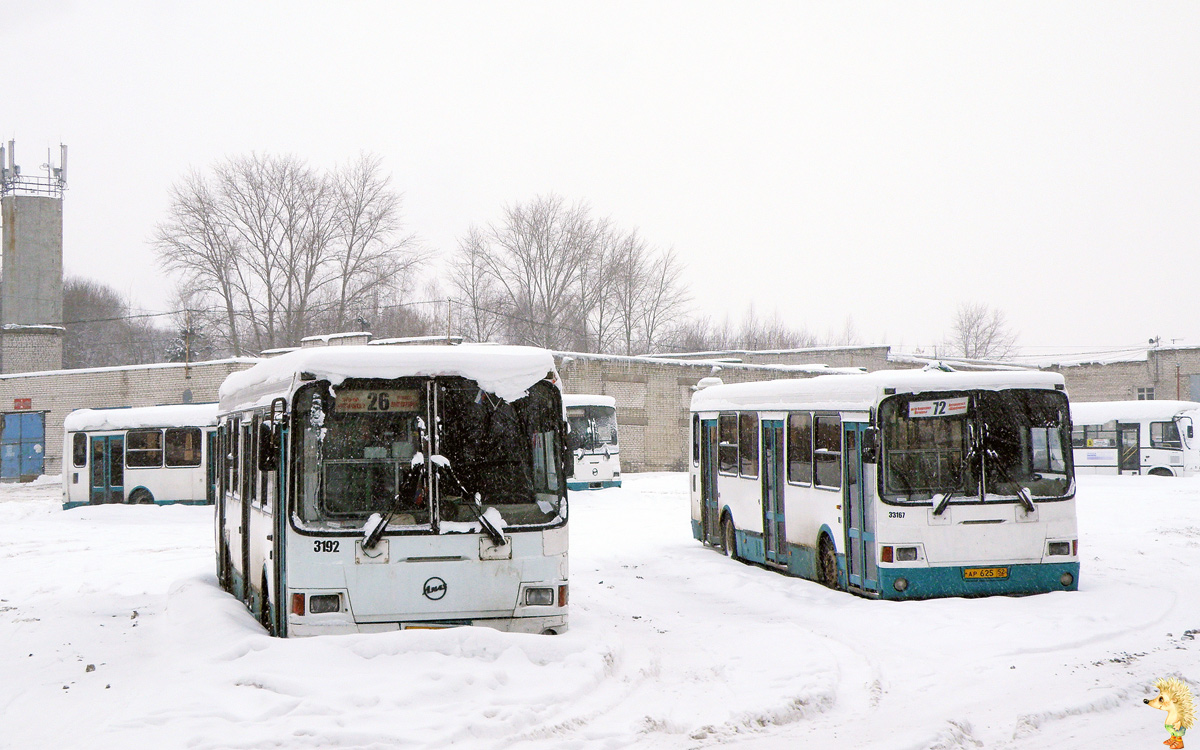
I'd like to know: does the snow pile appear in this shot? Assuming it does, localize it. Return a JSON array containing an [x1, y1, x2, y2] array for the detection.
[[220, 345, 559, 412], [1, 474, 1199, 748]]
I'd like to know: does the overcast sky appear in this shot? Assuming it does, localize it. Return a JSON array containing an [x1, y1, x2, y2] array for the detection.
[[6, 1, 1198, 354]]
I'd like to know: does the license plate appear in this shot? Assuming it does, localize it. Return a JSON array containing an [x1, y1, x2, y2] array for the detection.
[[963, 567, 1008, 579]]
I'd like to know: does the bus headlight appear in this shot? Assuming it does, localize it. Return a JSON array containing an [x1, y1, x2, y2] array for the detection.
[[893, 577, 909, 592], [524, 587, 555, 606], [1047, 541, 1071, 556]]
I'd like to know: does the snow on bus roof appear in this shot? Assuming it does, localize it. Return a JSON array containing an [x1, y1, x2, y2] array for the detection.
[[63, 403, 219, 432], [562, 394, 616, 408], [1070, 399, 1200, 425], [219, 345, 559, 413], [690, 369, 1066, 413]]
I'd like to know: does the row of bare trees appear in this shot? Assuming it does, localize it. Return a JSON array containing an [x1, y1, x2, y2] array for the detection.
[[153, 153, 425, 355], [447, 195, 688, 354], [62, 151, 1018, 367]]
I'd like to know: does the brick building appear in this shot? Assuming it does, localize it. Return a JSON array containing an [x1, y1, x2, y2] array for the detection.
[[0, 358, 255, 479]]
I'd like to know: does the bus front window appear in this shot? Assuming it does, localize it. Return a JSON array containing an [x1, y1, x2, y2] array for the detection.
[[880, 396, 974, 503], [567, 406, 618, 452], [295, 381, 429, 528], [437, 380, 565, 528], [977, 390, 1073, 501]]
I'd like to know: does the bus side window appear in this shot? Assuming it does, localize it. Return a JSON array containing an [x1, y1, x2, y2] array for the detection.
[[739, 413, 759, 478], [814, 416, 842, 489], [718, 414, 738, 475], [229, 418, 240, 498], [72, 432, 87, 468], [692, 414, 699, 466], [787, 412, 812, 485]]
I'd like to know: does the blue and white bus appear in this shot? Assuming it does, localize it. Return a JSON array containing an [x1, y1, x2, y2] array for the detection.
[[62, 404, 218, 510], [689, 369, 1079, 599], [215, 345, 570, 636], [1070, 399, 1200, 477], [564, 394, 621, 490]]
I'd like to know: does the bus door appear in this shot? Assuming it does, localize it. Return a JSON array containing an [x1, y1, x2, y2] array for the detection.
[[700, 418, 721, 545], [761, 420, 787, 567], [843, 422, 878, 594], [1118, 423, 1140, 474], [89, 435, 124, 504]]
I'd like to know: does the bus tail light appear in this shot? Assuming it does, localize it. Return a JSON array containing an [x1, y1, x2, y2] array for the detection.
[[558, 584, 569, 607], [880, 546, 893, 563], [291, 593, 305, 616]]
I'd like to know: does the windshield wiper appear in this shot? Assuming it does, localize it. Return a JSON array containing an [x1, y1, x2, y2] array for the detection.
[[933, 486, 957, 516], [432, 458, 507, 547], [364, 460, 425, 550]]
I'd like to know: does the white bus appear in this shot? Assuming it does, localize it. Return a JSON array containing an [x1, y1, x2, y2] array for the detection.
[[1070, 400, 1200, 477], [564, 394, 621, 490], [62, 404, 219, 510], [215, 345, 570, 637], [690, 369, 1079, 599]]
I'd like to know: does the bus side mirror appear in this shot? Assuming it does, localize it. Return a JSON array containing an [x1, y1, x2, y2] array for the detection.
[[861, 427, 878, 463], [258, 421, 278, 472]]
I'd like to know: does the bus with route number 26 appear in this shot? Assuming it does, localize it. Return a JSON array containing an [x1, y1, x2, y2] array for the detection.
[[690, 367, 1079, 599], [214, 344, 571, 636]]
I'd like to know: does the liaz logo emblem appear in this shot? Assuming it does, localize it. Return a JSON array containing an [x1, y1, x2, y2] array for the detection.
[[422, 577, 447, 600]]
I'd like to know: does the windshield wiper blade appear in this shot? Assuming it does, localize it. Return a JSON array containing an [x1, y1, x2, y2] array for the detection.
[[364, 461, 425, 549], [933, 487, 956, 516], [1015, 485, 1035, 513], [433, 459, 507, 547]]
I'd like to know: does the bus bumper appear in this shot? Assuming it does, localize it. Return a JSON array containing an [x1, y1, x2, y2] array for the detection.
[[287, 613, 568, 637], [567, 479, 621, 490], [875, 562, 1080, 599]]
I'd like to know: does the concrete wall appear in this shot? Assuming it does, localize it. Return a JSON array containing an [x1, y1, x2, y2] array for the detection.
[[0, 358, 256, 477], [1, 327, 63, 374], [555, 353, 864, 472], [1, 195, 63, 326]]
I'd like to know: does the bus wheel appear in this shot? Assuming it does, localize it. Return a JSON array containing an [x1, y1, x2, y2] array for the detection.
[[818, 536, 839, 589], [722, 517, 738, 560], [259, 576, 275, 636], [129, 488, 154, 505]]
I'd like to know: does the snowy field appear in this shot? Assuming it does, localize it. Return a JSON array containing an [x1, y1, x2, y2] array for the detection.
[[2, 473, 1198, 750]]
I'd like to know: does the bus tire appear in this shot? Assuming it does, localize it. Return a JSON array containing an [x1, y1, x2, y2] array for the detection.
[[818, 536, 839, 590], [722, 516, 738, 560], [129, 488, 154, 505], [259, 574, 275, 636]]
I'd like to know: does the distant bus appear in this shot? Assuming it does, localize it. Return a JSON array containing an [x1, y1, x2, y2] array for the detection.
[[62, 404, 219, 510], [690, 369, 1079, 599], [564, 394, 621, 490], [1070, 400, 1200, 477], [215, 345, 570, 637]]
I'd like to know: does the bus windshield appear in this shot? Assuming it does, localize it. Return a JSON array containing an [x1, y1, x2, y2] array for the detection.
[[293, 378, 565, 532], [880, 389, 1073, 505], [566, 405, 618, 452]]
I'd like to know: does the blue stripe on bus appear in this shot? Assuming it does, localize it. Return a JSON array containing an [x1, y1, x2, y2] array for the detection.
[[875, 562, 1080, 599], [566, 480, 622, 490]]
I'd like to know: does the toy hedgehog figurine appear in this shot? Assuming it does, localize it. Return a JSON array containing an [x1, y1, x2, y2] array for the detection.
[[1145, 677, 1196, 749]]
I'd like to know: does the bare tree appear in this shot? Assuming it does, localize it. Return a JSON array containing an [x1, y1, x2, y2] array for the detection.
[[447, 226, 507, 343], [946, 302, 1019, 359], [154, 152, 422, 354], [660, 306, 816, 353], [62, 277, 173, 368]]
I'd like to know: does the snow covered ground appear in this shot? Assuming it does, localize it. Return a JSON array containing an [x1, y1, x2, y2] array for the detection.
[[1, 473, 1197, 749]]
